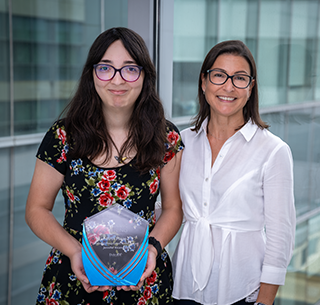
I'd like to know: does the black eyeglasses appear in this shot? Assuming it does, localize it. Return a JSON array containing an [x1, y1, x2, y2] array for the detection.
[[207, 69, 253, 89], [93, 64, 143, 82]]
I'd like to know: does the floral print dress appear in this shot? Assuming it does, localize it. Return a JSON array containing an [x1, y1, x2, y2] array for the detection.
[[35, 120, 184, 305]]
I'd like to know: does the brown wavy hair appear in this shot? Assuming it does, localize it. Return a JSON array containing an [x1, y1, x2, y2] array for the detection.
[[192, 40, 268, 132], [62, 27, 167, 173]]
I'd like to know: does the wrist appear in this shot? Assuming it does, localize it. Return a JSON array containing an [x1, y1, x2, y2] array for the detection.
[[254, 302, 267, 305], [148, 236, 162, 259]]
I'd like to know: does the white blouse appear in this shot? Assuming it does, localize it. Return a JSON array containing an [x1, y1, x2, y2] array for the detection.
[[172, 119, 296, 305]]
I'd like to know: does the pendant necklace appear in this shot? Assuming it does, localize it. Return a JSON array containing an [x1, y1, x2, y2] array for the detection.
[[113, 142, 128, 164]]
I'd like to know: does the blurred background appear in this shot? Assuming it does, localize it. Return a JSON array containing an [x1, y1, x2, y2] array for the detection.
[[0, 0, 319, 304]]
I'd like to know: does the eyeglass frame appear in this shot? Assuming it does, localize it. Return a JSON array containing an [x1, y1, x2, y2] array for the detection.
[[206, 69, 254, 89], [93, 63, 143, 82]]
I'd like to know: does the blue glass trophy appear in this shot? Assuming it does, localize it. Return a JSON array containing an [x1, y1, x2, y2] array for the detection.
[[82, 204, 149, 286]]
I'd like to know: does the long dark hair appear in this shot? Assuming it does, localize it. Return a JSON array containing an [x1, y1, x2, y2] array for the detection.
[[192, 40, 268, 132], [62, 27, 167, 173]]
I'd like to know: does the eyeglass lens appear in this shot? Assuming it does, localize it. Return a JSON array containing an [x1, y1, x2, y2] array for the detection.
[[209, 70, 251, 89], [94, 64, 142, 82]]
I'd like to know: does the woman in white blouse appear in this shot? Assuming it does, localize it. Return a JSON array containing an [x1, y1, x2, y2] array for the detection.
[[172, 40, 296, 305]]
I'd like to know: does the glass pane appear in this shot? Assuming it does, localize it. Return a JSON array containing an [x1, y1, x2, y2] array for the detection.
[[0, 4, 10, 137], [11, 144, 65, 305], [12, 0, 128, 135], [0, 147, 10, 305]]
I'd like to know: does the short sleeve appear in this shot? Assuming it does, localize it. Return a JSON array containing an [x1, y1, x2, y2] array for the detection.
[[162, 120, 184, 165], [36, 120, 69, 175]]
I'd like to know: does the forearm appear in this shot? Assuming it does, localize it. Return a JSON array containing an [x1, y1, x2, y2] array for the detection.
[[256, 283, 279, 305], [149, 204, 183, 249]]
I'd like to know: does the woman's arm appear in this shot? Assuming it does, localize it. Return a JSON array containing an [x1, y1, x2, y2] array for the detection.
[[258, 143, 295, 303], [25, 159, 105, 293], [129, 150, 183, 291], [256, 283, 279, 305]]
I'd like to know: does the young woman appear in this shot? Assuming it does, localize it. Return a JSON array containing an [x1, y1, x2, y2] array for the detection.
[[172, 40, 295, 305], [26, 27, 184, 305]]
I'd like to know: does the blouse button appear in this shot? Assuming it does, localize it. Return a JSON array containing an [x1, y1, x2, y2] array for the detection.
[[205, 177, 209, 182], [204, 202, 207, 206]]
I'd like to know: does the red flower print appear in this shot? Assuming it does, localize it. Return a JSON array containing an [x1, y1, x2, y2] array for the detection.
[[138, 296, 146, 305], [143, 286, 152, 300], [57, 150, 67, 163], [46, 255, 53, 266], [149, 179, 159, 194], [93, 225, 110, 235], [163, 150, 174, 163], [87, 233, 99, 245], [104, 170, 116, 181], [156, 167, 160, 179], [146, 270, 157, 286], [56, 128, 66, 144], [97, 178, 110, 192], [103, 290, 109, 300], [99, 193, 115, 207], [108, 267, 117, 274], [49, 282, 55, 297], [167, 130, 179, 146], [66, 189, 75, 202], [46, 298, 59, 305], [116, 185, 130, 200]]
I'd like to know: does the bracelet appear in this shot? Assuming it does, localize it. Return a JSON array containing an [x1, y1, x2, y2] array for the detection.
[[254, 303, 267, 305], [148, 236, 162, 259]]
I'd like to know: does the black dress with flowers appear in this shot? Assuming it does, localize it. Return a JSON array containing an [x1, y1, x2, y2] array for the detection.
[[34, 120, 184, 305]]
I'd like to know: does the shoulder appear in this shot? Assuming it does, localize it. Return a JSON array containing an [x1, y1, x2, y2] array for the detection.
[[162, 120, 185, 164], [256, 128, 292, 159], [180, 126, 199, 144]]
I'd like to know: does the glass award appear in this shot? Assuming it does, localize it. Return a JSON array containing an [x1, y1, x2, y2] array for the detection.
[[82, 203, 149, 286]]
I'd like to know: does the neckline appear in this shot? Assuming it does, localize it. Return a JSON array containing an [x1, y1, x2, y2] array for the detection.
[[86, 155, 136, 170]]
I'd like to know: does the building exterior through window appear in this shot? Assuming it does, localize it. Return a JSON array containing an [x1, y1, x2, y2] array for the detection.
[[0, 0, 319, 304]]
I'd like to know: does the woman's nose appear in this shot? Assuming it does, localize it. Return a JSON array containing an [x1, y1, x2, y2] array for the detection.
[[111, 70, 125, 84], [223, 77, 235, 91]]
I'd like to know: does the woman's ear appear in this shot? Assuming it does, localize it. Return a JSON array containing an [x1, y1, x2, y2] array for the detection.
[[247, 78, 255, 99], [201, 73, 207, 93]]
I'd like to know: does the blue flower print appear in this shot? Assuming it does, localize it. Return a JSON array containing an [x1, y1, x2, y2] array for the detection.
[[100, 238, 108, 246], [129, 243, 135, 251], [111, 182, 121, 190], [69, 274, 77, 281], [91, 188, 102, 197], [138, 210, 144, 217], [123, 245, 129, 253], [149, 169, 155, 176], [127, 236, 134, 243], [161, 252, 167, 261], [124, 199, 132, 209], [151, 284, 159, 294], [88, 171, 96, 178], [64, 144, 69, 153], [52, 289, 61, 300], [108, 220, 115, 227], [37, 293, 45, 303]]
